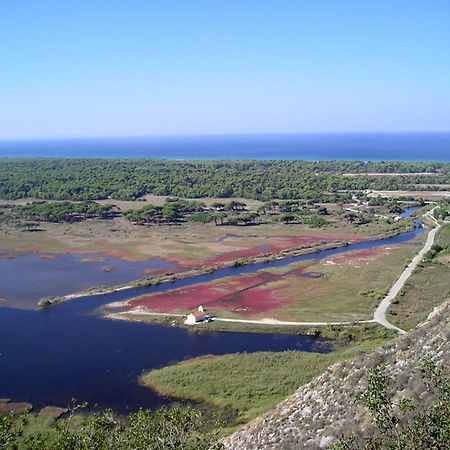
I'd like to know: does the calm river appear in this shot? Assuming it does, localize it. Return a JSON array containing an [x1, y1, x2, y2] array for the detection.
[[0, 207, 423, 412]]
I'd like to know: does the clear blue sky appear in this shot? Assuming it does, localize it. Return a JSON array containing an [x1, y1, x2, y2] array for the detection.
[[1, 0, 449, 139]]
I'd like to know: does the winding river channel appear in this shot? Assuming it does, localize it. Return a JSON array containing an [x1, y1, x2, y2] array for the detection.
[[0, 208, 424, 412]]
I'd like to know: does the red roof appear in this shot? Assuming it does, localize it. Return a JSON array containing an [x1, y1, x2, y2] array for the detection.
[[193, 311, 206, 317]]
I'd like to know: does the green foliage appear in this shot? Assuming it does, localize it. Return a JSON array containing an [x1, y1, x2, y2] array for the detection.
[[307, 216, 327, 228], [436, 223, 450, 248], [13, 201, 117, 223], [434, 205, 450, 220], [141, 351, 337, 422], [125, 199, 206, 225], [0, 406, 223, 450], [424, 243, 448, 261], [189, 212, 213, 223], [1, 159, 449, 202], [1, 412, 23, 448], [330, 359, 450, 449], [360, 289, 389, 300], [388, 258, 450, 330], [15, 221, 41, 231]]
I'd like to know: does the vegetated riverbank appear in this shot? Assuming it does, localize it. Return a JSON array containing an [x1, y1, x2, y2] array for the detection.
[[36, 240, 349, 307], [140, 325, 395, 425], [36, 218, 416, 309], [105, 228, 424, 329]]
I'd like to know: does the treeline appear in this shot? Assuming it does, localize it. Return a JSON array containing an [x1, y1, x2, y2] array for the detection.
[[1, 159, 449, 201], [125, 199, 333, 227], [13, 201, 118, 223], [125, 199, 205, 225]]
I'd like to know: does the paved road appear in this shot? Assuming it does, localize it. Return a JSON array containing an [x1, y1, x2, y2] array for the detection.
[[373, 207, 441, 334]]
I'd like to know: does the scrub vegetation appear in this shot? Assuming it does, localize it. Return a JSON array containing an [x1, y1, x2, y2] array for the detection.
[[0, 405, 224, 450], [330, 359, 450, 450], [388, 223, 450, 330]]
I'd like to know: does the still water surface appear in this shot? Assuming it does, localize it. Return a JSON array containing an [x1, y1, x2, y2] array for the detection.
[[0, 208, 423, 412]]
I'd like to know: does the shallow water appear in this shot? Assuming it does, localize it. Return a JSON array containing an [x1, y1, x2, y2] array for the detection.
[[0, 207, 424, 411], [68, 219, 425, 312], [0, 252, 177, 309]]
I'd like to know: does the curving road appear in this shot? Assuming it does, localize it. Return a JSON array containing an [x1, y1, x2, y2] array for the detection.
[[373, 207, 441, 334], [108, 208, 442, 333]]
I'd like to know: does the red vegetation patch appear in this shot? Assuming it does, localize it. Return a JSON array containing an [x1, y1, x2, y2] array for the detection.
[[165, 233, 365, 270], [197, 235, 337, 269], [229, 286, 292, 316], [127, 269, 297, 317], [128, 275, 267, 313]]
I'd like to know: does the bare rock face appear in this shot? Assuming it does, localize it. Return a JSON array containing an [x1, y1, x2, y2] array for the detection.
[[223, 302, 450, 450]]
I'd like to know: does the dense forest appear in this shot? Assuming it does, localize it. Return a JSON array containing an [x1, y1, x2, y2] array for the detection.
[[1, 159, 449, 201]]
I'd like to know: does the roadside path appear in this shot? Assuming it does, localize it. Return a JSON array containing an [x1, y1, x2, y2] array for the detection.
[[108, 308, 376, 327], [373, 207, 441, 334], [108, 207, 442, 332], [212, 317, 375, 327]]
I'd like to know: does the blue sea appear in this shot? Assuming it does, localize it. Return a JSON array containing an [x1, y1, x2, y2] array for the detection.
[[0, 132, 449, 161]]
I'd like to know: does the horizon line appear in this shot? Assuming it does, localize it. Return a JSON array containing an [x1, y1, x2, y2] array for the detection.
[[1, 130, 450, 142]]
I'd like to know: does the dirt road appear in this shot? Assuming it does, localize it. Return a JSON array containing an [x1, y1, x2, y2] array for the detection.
[[373, 208, 441, 334]]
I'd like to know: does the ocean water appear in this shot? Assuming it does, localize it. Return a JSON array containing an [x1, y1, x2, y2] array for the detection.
[[0, 132, 449, 161]]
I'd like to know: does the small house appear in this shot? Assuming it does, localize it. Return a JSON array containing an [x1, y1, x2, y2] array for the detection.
[[185, 310, 206, 325]]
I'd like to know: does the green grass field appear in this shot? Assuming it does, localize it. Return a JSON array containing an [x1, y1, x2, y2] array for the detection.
[[140, 326, 394, 424], [437, 223, 450, 247], [254, 243, 420, 322]]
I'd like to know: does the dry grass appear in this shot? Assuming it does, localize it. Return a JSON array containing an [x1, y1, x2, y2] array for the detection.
[[255, 243, 421, 322], [388, 224, 450, 330], [0, 213, 367, 262]]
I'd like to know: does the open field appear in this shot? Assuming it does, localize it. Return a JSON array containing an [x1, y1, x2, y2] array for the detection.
[[368, 189, 450, 199], [96, 194, 265, 211], [1, 206, 406, 264], [140, 326, 394, 424], [0, 217, 361, 264], [142, 351, 339, 424], [118, 240, 421, 323], [343, 172, 440, 177]]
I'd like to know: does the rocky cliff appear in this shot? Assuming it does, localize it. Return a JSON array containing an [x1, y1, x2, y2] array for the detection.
[[224, 302, 449, 449]]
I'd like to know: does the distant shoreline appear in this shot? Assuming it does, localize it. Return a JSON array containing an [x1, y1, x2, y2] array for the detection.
[[1, 132, 450, 161]]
